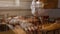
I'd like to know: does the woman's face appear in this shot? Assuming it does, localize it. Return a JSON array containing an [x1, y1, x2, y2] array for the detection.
[[33, 0, 36, 1], [38, 0, 41, 1]]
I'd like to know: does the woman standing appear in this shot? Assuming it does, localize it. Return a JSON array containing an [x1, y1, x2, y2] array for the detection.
[[31, 0, 44, 16], [31, 0, 36, 16], [31, 0, 45, 25]]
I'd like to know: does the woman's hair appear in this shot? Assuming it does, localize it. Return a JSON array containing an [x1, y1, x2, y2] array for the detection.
[[36, 0, 38, 1]]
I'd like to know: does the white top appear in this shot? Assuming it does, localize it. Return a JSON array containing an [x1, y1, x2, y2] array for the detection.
[[31, 0, 36, 15]]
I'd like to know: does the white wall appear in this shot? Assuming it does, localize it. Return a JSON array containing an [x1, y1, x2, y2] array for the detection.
[[0, 0, 32, 16], [0, 9, 32, 16], [0, 0, 32, 9]]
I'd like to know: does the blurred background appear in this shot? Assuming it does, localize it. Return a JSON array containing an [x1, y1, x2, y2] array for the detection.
[[0, 0, 60, 18], [0, 0, 60, 34]]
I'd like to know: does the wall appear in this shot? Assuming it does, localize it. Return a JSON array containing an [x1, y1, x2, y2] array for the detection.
[[0, 0, 32, 16], [58, 0, 60, 8], [0, 0, 60, 18], [0, 9, 32, 16], [44, 9, 60, 18]]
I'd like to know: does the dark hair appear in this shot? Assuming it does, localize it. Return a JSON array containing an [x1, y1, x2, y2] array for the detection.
[[36, 0, 38, 1]]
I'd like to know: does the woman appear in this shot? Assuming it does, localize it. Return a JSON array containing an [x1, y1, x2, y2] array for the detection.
[[31, 0, 36, 16], [31, 0, 45, 26], [31, 0, 44, 16]]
